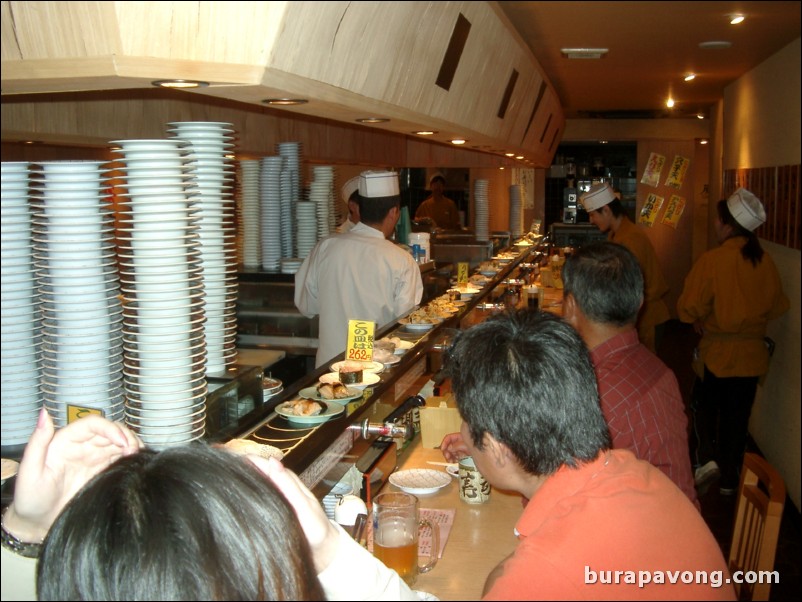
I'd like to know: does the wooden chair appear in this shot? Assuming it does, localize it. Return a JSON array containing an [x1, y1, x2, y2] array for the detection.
[[728, 452, 785, 601]]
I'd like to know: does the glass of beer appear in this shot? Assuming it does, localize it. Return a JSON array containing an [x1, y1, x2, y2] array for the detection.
[[372, 492, 439, 586]]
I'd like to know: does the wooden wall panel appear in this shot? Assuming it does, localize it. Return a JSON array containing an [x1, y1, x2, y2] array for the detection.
[[724, 164, 801, 250]]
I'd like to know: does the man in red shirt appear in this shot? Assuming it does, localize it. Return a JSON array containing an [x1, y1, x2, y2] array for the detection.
[[561, 242, 698, 508]]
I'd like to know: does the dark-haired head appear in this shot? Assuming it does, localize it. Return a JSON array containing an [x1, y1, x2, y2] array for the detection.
[[562, 242, 643, 326], [37, 444, 325, 601], [443, 310, 610, 476], [716, 199, 763, 265]]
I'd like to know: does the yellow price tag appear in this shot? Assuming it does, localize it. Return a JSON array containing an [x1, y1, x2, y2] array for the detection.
[[346, 319, 375, 361], [457, 262, 470, 284], [67, 405, 104, 423]]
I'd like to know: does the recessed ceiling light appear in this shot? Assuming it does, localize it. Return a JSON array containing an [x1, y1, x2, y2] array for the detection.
[[515, 155, 524, 160], [699, 41, 732, 50], [356, 117, 390, 124], [666, 98, 675, 108], [450, 139, 467, 145], [684, 74, 696, 82], [560, 47, 608, 59], [263, 98, 309, 106], [697, 113, 705, 120], [413, 130, 437, 135], [505, 152, 515, 157], [700, 139, 709, 145], [729, 14, 745, 25], [151, 79, 209, 89]]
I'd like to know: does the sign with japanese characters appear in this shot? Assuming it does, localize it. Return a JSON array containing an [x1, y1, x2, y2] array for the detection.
[[661, 195, 686, 229], [665, 155, 690, 189], [346, 319, 375, 361], [640, 152, 666, 188], [639, 193, 664, 227]]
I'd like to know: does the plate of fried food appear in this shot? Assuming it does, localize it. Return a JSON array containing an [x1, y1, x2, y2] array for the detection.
[[300, 382, 362, 403], [275, 399, 344, 426]]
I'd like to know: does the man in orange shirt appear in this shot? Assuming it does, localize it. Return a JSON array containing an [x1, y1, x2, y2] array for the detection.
[[414, 172, 461, 230]]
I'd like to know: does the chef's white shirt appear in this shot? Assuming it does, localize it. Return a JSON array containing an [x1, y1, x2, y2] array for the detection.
[[295, 222, 423, 368]]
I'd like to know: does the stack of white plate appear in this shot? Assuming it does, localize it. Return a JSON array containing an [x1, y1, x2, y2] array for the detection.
[[1, 162, 43, 449], [310, 165, 335, 238], [296, 201, 318, 258], [30, 161, 125, 428], [259, 155, 284, 271], [475, 179, 490, 241], [111, 139, 207, 448], [277, 142, 302, 257], [167, 122, 238, 375], [509, 184, 522, 238], [237, 160, 261, 267]]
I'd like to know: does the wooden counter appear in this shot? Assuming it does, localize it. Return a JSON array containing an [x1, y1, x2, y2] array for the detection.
[[377, 438, 523, 601]]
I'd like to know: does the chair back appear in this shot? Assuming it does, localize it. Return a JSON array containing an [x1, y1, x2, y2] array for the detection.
[[728, 452, 785, 601]]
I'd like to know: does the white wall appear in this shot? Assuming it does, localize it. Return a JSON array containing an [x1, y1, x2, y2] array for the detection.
[[723, 38, 801, 511]]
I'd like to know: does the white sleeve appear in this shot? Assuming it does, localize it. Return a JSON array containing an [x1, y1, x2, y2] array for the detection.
[[318, 523, 419, 601], [0, 545, 38, 601]]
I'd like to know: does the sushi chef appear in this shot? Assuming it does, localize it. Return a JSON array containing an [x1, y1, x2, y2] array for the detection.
[[295, 170, 423, 367]]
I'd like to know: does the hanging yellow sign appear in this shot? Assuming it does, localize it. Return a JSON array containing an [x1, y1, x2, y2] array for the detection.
[[67, 405, 104, 423], [457, 262, 470, 284], [639, 193, 664, 227], [346, 319, 375, 361], [661, 195, 686, 229]]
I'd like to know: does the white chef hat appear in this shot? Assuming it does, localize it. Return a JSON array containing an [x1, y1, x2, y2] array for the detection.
[[341, 176, 360, 204], [358, 170, 400, 198], [580, 183, 615, 212], [727, 188, 766, 232], [429, 171, 446, 186]]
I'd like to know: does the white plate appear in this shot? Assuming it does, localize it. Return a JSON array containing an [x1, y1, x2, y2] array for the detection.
[[329, 360, 384, 374], [319, 371, 380, 389], [400, 321, 436, 332], [299, 385, 362, 403], [445, 464, 460, 478], [389, 468, 451, 495], [275, 400, 344, 426], [378, 354, 401, 367]]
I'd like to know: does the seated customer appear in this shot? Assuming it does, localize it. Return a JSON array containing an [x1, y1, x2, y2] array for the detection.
[[443, 310, 733, 599], [1, 410, 413, 602], [561, 241, 698, 507]]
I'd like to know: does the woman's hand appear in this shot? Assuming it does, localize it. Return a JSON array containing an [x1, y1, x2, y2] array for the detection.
[[3, 409, 141, 543], [250, 455, 341, 574]]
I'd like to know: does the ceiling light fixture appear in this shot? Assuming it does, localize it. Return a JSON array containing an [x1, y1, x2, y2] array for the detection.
[[413, 130, 437, 135], [697, 113, 705, 120], [450, 139, 467, 145], [699, 40, 732, 50], [666, 98, 675, 108], [699, 139, 709, 145], [505, 152, 515, 157], [515, 155, 524, 160], [356, 117, 390, 124], [684, 74, 696, 82], [151, 79, 209, 89], [560, 47, 608, 59], [729, 14, 745, 25], [263, 98, 309, 106]]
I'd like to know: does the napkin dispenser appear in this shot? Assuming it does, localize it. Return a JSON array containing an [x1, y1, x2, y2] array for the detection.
[[419, 395, 462, 448]]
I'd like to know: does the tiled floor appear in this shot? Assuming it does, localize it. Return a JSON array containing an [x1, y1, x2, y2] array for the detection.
[[658, 320, 801, 601]]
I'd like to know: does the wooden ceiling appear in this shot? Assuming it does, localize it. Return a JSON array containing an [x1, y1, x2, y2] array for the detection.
[[497, 1, 801, 119]]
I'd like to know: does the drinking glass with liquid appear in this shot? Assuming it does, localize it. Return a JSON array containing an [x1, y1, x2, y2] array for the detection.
[[372, 491, 439, 586]]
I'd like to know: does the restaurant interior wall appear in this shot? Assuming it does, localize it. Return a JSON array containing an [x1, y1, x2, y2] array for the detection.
[[719, 37, 801, 512]]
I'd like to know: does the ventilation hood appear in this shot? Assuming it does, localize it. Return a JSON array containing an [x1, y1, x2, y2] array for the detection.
[[1, 1, 564, 166]]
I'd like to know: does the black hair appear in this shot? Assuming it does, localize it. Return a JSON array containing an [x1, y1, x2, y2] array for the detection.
[[430, 175, 446, 186], [717, 199, 763, 266], [357, 194, 399, 225], [37, 444, 325, 601], [605, 197, 626, 217], [443, 310, 610, 476], [562, 242, 644, 326]]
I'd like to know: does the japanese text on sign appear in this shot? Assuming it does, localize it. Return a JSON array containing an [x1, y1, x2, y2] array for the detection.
[[457, 262, 469, 284], [346, 319, 375, 361]]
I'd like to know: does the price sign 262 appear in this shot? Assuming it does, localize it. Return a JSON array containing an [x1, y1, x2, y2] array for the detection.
[[346, 319, 375, 361]]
